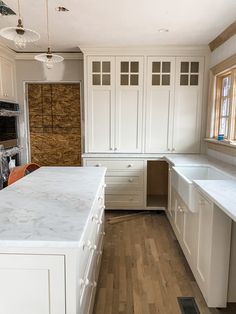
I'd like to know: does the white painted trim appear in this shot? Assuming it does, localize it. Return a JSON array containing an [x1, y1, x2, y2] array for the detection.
[[80, 45, 210, 56], [15, 52, 83, 60]]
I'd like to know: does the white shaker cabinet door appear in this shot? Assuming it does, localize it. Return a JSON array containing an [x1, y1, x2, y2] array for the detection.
[[145, 57, 175, 153], [0, 57, 16, 102], [115, 57, 144, 153], [172, 57, 204, 153], [0, 254, 65, 314], [87, 56, 115, 152]]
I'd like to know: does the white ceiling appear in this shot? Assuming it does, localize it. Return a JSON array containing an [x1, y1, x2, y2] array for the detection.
[[0, 0, 235, 52]]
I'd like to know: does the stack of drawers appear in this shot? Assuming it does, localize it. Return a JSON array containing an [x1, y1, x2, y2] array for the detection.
[[84, 159, 145, 209], [78, 182, 105, 314]]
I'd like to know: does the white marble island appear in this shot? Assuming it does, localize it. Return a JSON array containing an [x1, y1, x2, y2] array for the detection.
[[0, 166, 106, 314]]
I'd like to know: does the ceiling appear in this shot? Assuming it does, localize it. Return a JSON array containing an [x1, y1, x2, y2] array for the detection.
[[0, 0, 235, 52]]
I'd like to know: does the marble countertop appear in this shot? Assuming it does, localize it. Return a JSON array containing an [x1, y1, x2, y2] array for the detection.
[[0, 167, 106, 248], [193, 180, 236, 222], [165, 154, 236, 222]]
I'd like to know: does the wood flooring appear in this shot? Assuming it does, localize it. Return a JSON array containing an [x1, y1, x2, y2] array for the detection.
[[93, 211, 236, 314]]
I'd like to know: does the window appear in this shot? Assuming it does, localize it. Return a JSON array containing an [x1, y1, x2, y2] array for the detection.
[[120, 61, 139, 86], [207, 55, 236, 145], [212, 67, 236, 141]]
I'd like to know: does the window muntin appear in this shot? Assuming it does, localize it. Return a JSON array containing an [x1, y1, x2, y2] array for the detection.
[[218, 75, 231, 137]]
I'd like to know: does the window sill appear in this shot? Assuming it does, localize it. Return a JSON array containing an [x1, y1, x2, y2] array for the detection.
[[205, 138, 236, 149]]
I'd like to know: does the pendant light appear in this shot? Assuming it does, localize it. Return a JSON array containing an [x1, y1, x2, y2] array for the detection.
[[0, 0, 40, 49], [34, 0, 64, 69]]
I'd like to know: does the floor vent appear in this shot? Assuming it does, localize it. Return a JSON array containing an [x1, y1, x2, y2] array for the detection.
[[177, 297, 200, 314]]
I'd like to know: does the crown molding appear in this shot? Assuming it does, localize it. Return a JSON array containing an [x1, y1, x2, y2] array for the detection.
[[79, 45, 210, 56], [14, 52, 83, 60]]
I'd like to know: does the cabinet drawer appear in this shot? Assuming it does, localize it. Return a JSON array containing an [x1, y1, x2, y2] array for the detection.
[[105, 173, 143, 190], [85, 159, 144, 171], [105, 193, 144, 208]]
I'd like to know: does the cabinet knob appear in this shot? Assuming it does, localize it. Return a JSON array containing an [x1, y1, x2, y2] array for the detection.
[[96, 163, 101, 167], [92, 214, 99, 221], [90, 244, 97, 251], [172, 148, 176, 152], [91, 281, 97, 288], [114, 148, 118, 151], [101, 231, 106, 236], [128, 178, 134, 183], [127, 164, 133, 168]]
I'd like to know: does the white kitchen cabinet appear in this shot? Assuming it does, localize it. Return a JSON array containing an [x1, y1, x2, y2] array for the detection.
[[87, 56, 115, 152], [145, 56, 204, 153], [0, 255, 65, 314], [84, 158, 145, 209], [167, 170, 232, 308], [0, 57, 16, 102], [115, 57, 143, 152], [174, 194, 185, 238], [145, 57, 175, 153], [172, 57, 204, 153], [194, 191, 232, 308], [86, 56, 143, 153]]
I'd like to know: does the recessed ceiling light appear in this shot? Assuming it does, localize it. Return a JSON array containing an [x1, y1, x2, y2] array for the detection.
[[55, 6, 69, 12], [158, 28, 169, 33]]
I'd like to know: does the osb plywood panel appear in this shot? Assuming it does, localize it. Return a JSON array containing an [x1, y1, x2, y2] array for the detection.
[[28, 83, 81, 166]]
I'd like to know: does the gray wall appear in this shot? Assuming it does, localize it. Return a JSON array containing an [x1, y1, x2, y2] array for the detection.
[[15, 58, 84, 163]]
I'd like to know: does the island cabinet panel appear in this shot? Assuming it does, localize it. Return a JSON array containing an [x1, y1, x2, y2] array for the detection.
[[0, 254, 65, 314]]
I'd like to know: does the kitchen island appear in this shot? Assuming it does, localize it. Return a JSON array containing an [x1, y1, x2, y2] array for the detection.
[[0, 166, 106, 314]]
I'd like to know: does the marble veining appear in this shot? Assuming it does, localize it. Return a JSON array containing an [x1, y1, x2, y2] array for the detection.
[[0, 167, 106, 248]]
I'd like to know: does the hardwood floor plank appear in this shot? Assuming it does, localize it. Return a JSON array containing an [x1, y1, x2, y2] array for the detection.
[[93, 211, 236, 314]]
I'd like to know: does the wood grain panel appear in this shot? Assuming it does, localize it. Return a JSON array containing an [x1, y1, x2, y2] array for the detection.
[[209, 21, 236, 52], [28, 83, 81, 166]]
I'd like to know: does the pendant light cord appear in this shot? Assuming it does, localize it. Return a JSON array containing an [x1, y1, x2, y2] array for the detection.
[[46, 0, 51, 48], [17, 0, 21, 19]]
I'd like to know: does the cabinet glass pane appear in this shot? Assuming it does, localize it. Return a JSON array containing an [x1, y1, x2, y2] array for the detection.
[[130, 74, 139, 85], [162, 74, 170, 86], [102, 74, 110, 85], [180, 74, 188, 85], [190, 75, 198, 86], [121, 74, 129, 85], [121, 62, 129, 73], [131, 62, 139, 73], [152, 74, 160, 85], [92, 62, 100, 73], [191, 62, 199, 73], [152, 62, 160, 73], [181, 62, 189, 73], [102, 62, 110, 73], [93, 74, 101, 85], [162, 62, 170, 73]]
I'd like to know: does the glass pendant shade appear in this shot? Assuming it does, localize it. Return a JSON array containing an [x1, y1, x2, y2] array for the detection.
[[34, 48, 64, 69], [0, 18, 40, 49]]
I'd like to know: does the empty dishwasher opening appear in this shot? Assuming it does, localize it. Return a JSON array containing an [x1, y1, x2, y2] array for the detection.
[[146, 160, 168, 209]]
